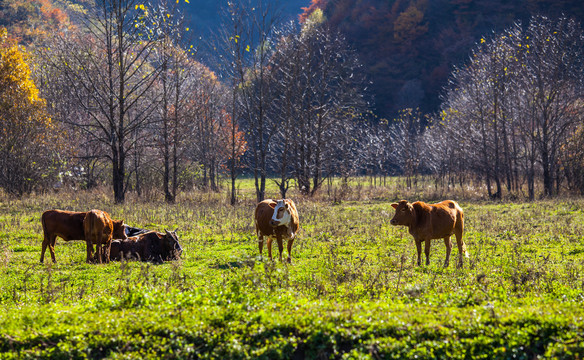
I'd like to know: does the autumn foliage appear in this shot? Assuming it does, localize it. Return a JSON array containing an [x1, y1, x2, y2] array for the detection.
[[299, 0, 329, 23], [0, 27, 60, 194], [0, 0, 70, 44]]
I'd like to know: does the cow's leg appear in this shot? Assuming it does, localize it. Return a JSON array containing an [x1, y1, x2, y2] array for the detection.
[[85, 240, 94, 264], [49, 235, 57, 263], [286, 239, 294, 264], [455, 230, 466, 268], [104, 242, 111, 263], [276, 235, 284, 262], [96, 239, 103, 264], [258, 234, 264, 259], [40, 234, 51, 263], [415, 239, 422, 266], [424, 239, 431, 266], [443, 236, 452, 267], [267, 237, 273, 261]]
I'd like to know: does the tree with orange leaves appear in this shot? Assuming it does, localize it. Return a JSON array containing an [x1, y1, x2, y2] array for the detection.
[[0, 27, 60, 194], [217, 110, 247, 176], [299, 0, 329, 23]]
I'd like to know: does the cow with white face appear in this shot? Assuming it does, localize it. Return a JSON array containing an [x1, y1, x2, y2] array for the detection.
[[254, 199, 299, 263]]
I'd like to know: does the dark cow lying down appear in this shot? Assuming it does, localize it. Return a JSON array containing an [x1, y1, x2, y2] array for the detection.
[[110, 229, 182, 263]]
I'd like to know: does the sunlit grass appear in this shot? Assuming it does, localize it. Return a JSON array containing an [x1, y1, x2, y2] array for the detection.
[[0, 180, 583, 358]]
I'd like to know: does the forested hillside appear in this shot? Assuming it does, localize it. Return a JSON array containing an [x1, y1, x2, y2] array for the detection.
[[0, 0, 71, 44], [4, 0, 583, 120], [305, 0, 584, 118]]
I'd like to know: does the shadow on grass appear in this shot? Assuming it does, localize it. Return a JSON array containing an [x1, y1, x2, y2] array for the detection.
[[210, 259, 257, 270]]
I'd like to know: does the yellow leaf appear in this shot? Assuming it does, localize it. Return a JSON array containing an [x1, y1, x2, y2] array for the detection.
[[480, 38, 485, 43], [185, 0, 189, 3], [186, 27, 189, 31], [167, 14, 170, 18]]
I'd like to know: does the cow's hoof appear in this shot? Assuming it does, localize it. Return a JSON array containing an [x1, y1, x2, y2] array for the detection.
[[286, 257, 291, 264]]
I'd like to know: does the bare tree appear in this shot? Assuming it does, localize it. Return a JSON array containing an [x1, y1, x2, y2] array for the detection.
[[215, 1, 251, 204], [42, 0, 162, 202], [388, 109, 427, 189], [150, 0, 195, 202], [265, 12, 369, 197], [518, 16, 584, 196], [436, 16, 584, 199], [233, 0, 281, 203]]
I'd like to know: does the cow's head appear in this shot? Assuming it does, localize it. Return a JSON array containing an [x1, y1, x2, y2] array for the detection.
[[390, 200, 414, 226], [269, 199, 292, 227], [112, 219, 127, 240], [162, 228, 182, 260]]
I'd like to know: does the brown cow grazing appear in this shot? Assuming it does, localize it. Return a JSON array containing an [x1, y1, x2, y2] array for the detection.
[[109, 229, 182, 263], [390, 200, 468, 268], [254, 199, 299, 263], [40, 209, 126, 263]]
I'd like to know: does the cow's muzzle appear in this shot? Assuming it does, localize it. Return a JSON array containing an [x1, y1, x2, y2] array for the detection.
[[390, 219, 398, 225], [269, 219, 280, 227]]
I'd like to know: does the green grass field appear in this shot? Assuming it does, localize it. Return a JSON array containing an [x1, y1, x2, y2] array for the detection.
[[0, 181, 583, 359]]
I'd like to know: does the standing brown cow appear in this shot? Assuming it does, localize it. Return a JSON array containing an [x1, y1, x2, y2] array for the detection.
[[390, 200, 468, 267], [254, 199, 299, 263], [40, 209, 126, 263], [83, 209, 118, 264]]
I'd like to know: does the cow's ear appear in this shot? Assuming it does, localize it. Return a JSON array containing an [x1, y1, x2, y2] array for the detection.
[[173, 228, 178, 233], [269, 202, 276, 209], [390, 203, 398, 209]]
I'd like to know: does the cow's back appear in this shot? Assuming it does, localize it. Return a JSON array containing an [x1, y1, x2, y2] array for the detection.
[[83, 210, 114, 248], [419, 200, 462, 238], [42, 209, 86, 241]]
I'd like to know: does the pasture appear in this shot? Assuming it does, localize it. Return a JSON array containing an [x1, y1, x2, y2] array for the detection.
[[0, 181, 584, 359]]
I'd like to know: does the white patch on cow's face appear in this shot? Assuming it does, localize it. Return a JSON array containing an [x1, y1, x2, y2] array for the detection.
[[271, 200, 291, 227]]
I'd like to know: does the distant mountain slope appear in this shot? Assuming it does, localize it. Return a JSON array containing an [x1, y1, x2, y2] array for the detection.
[[181, 0, 309, 36], [312, 0, 584, 119], [0, 0, 70, 44]]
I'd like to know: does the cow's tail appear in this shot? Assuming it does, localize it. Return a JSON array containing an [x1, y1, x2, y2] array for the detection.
[[458, 206, 468, 258], [41, 213, 48, 240], [40, 212, 50, 263]]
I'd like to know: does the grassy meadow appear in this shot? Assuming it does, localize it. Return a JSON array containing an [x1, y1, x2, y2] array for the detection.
[[0, 178, 584, 359]]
